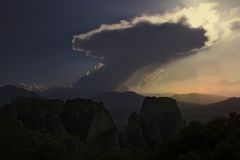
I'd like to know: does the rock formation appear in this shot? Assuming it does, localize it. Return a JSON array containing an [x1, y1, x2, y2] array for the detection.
[[61, 99, 103, 138], [126, 97, 182, 146], [125, 112, 145, 147], [87, 108, 119, 147], [140, 97, 182, 143], [0, 96, 182, 148], [0, 118, 28, 147], [9, 97, 65, 136], [61, 98, 119, 146], [0, 97, 119, 147], [45, 114, 66, 136]]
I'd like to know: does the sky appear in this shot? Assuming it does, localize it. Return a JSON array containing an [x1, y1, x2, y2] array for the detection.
[[0, 0, 181, 88], [1, 0, 240, 97]]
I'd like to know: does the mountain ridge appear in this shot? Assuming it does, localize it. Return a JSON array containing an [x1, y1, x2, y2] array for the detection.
[[0, 85, 41, 106]]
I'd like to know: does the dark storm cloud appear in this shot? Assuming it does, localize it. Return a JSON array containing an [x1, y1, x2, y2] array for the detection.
[[71, 21, 208, 95], [0, 0, 181, 87]]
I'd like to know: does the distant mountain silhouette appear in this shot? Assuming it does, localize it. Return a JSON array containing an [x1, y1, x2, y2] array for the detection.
[[0, 85, 41, 106], [210, 97, 240, 108], [206, 97, 240, 117], [177, 101, 208, 122], [172, 93, 227, 105], [178, 97, 240, 122], [2, 85, 238, 124], [94, 91, 240, 123]]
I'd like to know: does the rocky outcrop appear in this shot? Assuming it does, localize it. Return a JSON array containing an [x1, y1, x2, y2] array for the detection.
[[0, 97, 119, 147], [45, 114, 66, 136], [126, 97, 182, 146], [87, 108, 119, 147], [125, 112, 145, 147], [61, 99, 103, 138], [140, 97, 182, 143], [0, 96, 182, 148], [0, 104, 18, 121], [9, 97, 65, 136], [0, 118, 28, 146], [61, 99, 119, 146]]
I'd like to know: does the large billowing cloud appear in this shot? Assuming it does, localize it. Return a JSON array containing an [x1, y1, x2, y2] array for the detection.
[[126, 2, 240, 97], [71, 17, 208, 96]]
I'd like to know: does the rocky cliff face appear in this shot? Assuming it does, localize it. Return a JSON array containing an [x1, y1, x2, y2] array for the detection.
[[126, 97, 182, 146], [0, 97, 66, 136], [125, 112, 145, 147], [61, 99, 119, 146], [61, 99, 102, 139], [140, 97, 182, 142], [0, 97, 118, 147], [87, 108, 119, 147], [0, 96, 182, 148]]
